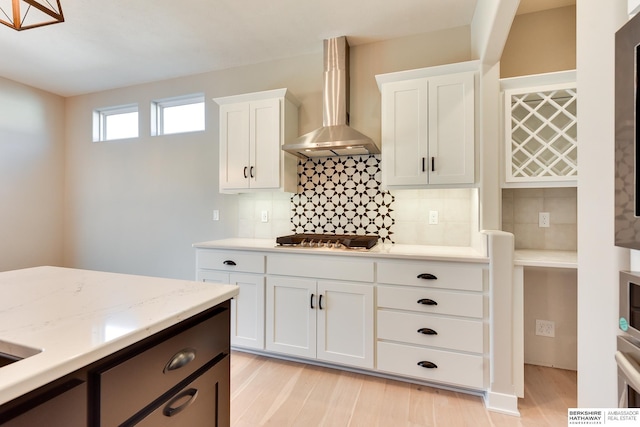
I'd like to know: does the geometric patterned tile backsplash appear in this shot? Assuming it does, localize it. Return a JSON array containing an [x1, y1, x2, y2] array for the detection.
[[292, 155, 395, 242], [236, 155, 477, 246]]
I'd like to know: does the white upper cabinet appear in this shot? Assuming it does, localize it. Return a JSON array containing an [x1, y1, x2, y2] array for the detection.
[[501, 71, 577, 187], [214, 88, 299, 193], [377, 61, 477, 188]]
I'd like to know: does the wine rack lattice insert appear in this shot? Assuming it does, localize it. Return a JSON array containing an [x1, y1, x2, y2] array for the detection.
[[508, 87, 577, 181]]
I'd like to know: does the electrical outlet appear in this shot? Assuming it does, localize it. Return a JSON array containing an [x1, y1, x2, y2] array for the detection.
[[539, 212, 550, 228], [212, 210, 219, 221], [428, 210, 439, 225], [535, 319, 555, 337], [261, 210, 269, 223]]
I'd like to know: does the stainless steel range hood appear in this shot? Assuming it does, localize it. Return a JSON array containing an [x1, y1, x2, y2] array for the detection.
[[282, 36, 379, 159]]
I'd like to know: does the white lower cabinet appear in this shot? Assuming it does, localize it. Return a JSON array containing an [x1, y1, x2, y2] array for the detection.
[[377, 342, 484, 389], [196, 250, 265, 350], [375, 260, 487, 390], [265, 276, 374, 369], [194, 247, 488, 393]]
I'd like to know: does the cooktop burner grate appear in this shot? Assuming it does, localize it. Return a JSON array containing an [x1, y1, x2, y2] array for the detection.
[[276, 234, 379, 249]]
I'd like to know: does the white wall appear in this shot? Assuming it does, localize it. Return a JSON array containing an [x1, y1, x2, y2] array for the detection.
[[576, 0, 630, 407], [0, 77, 65, 271], [63, 28, 472, 279]]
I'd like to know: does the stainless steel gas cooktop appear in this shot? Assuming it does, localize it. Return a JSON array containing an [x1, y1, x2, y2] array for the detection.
[[275, 234, 379, 250]]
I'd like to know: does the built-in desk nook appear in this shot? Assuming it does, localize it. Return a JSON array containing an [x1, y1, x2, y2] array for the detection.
[[513, 250, 578, 397]]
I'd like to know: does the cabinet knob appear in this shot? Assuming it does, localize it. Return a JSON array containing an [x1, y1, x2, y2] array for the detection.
[[417, 273, 437, 280], [223, 260, 236, 266], [417, 361, 438, 369], [417, 298, 438, 306], [164, 348, 197, 373], [417, 328, 438, 335]]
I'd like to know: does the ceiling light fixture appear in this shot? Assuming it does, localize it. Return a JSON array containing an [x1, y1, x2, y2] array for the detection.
[[0, 0, 64, 31]]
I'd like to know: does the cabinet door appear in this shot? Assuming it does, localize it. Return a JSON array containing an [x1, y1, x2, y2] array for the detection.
[[199, 271, 264, 350], [381, 79, 428, 186], [219, 102, 250, 190], [228, 273, 265, 350], [250, 98, 281, 189], [1, 381, 87, 427], [265, 277, 316, 358], [427, 72, 475, 185], [316, 281, 374, 369]]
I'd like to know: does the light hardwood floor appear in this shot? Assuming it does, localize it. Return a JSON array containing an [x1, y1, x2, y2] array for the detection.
[[230, 351, 576, 427]]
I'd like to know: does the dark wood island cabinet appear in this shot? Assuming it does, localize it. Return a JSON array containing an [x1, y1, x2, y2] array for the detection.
[[0, 267, 236, 427]]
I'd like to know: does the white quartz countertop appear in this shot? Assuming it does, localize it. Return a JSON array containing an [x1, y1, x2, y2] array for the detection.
[[514, 249, 577, 269], [0, 266, 238, 406], [193, 238, 489, 263]]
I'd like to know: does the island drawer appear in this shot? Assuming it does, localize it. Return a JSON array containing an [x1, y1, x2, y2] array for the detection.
[[377, 341, 485, 389], [197, 249, 265, 274], [98, 309, 229, 426], [377, 285, 483, 318], [377, 261, 484, 291], [377, 310, 484, 353], [124, 355, 230, 426]]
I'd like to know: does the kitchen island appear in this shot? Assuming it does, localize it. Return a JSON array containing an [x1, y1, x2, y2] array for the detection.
[[0, 266, 238, 426]]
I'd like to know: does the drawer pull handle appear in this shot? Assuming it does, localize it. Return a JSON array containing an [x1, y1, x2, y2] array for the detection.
[[223, 260, 236, 266], [417, 273, 437, 280], [417, 298, 438, 306], [164, 348, 197, 373], [310, 293, 315, 309], [417, 361, 438, 369], [417, 328, 438, 335], [319, 294, 324, 310], [163, 388, 199, 417], [243, 166, 248, 178]]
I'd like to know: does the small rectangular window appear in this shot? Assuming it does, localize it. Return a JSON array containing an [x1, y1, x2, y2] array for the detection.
[[93, 104, 139, 142], [151, 94, 205, 136]]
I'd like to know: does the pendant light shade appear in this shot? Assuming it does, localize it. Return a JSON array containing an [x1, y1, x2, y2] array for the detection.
[[0, 0, 64, 31]]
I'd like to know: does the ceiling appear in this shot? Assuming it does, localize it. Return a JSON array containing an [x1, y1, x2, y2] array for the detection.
[[0, 0, 574, 97]]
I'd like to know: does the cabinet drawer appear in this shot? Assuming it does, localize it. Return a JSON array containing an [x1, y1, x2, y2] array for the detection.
[[268, 253, 374, 282], [130, 355, 230, 426], [99, 310, 230, 426], [377, 310, 483, 353], [197, 250, 265, 274], [377, 261, 484, 291], [377, 341, 485, 389], [377, 285, 483, 318]]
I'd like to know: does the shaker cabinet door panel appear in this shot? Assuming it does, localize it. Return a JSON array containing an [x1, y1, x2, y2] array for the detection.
[[265, 277, 316, 358], [219, 103, 250, 190], [250, 98, 281, 189], [229, 273, 265, 350], [381, 79, 428, 186], [316, 281, 374, 369], [428, 72, 475, 185]]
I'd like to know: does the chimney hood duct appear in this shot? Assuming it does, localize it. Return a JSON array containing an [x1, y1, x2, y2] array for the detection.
[[282, 36, 379, 159]]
